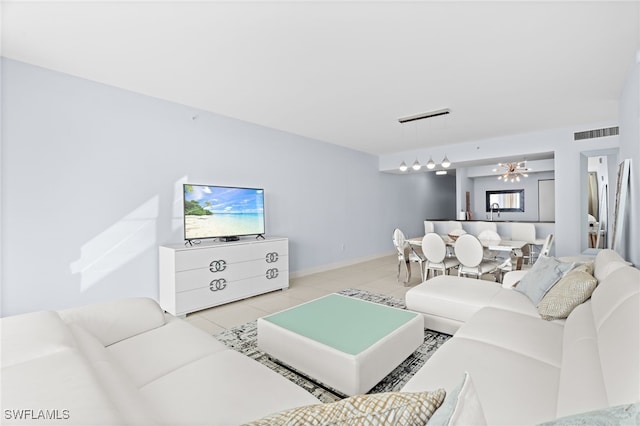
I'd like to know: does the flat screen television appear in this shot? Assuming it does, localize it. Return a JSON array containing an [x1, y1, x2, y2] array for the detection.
[[183, 184, 265, 242]]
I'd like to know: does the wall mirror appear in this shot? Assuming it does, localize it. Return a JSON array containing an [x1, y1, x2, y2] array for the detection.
[[486, 189, 525, 212]]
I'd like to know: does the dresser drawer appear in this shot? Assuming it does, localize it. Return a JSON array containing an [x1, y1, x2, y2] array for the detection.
[[174, 240, 288, 272], [175, 274, 289, 315], [174, 258, 288, 292]]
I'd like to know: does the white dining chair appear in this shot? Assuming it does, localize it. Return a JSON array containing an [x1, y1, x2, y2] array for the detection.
[[539, 233, 554, 258], [454, 234, 500, 280], [448, 221, 463, 233], [477, 229, 502, 261], [475, 221, 498, 235], [393, 228, 425, 284], [422, 233, 460, 279], [510, 223, 537, 264], [424, 220, 435, 235]]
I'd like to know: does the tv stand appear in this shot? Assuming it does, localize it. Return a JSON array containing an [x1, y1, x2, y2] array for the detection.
[[159, 237, 289, 316], [256, 234, 265, 240]]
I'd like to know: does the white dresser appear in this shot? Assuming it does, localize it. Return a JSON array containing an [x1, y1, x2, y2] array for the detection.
[[159, 237, 289, 316]]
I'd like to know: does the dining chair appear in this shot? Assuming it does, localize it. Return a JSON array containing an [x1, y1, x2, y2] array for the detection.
[[392, 228, 425, 284], [454, 234, 500, 280], [475, 221, 497, 235], [424, 220, 435, 235], [448, 221, 463, 233], [477, 229, 502, 261], [421, 233, 460, 279], [510, 223, 537, 264], [539, 233, 554, 258]]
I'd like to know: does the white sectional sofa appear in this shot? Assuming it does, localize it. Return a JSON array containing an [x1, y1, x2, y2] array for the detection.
[[0, 298, 319, 426], [2, 249, 638, 426], [403, 249, 640, 425]]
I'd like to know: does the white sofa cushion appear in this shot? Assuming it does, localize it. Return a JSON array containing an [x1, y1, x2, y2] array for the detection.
[[1, 311, 129, 425], [68, 323, 159, 425], [402, 334, 561, 425], [453, 308, 564, 368], [1, 310, 75, 367], [107, 315, 228, 388], [59, 297, 166, 346], [138, 349, 321, 426]]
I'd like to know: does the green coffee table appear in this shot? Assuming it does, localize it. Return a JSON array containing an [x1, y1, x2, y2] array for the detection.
[[257, 293, 424, 396]]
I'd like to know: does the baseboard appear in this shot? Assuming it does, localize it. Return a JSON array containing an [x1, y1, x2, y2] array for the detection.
[[290, 251, 395, 279]]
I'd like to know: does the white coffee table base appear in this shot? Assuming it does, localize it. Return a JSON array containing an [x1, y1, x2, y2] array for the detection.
[[257, 297, 424, 396]]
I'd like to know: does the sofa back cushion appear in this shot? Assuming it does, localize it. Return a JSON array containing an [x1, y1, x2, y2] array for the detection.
[[1, 311, 75, 367], [593, 249, 630, 282], [557, 265, 640, 417], [59, 297, 166, 346]]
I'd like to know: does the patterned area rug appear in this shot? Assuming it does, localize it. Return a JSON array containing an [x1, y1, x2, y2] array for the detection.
[[212, 288, 452, 403]]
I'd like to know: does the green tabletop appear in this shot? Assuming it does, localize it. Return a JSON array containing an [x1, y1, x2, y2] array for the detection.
[[262, 294, 419, 355]]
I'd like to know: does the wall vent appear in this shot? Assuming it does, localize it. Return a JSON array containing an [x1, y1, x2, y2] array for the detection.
[[574, 126, 619, 141]]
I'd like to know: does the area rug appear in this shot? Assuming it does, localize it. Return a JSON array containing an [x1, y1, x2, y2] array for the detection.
[[212, 288, 452, 403]]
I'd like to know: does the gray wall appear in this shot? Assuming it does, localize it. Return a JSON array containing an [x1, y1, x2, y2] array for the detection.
[[0, 58, 453, 316], [472, 171, 555, 222]]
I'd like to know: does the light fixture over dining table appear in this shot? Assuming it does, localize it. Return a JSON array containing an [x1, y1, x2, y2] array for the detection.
[[397, 108, 452, 172], [493, 161, 531, 182]]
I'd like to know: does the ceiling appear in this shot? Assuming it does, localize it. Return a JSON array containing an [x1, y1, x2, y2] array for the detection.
[[3, 1, 639, 156]]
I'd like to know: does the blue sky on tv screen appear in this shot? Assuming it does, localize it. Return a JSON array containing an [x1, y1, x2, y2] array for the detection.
[[185, 185, 264, 214]]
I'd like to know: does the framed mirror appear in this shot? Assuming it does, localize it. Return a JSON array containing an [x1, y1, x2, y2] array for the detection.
[[486, 189, 525, 212]]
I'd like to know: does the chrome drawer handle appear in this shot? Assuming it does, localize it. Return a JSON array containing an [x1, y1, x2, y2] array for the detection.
[[209, 278, 227, 291], [209, 260, 227, 273], [265, 268, 279, 279], [265, 252, 279, 263]]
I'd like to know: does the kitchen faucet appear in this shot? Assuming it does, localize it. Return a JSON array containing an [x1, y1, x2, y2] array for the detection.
[[490, 203, 500, 221]]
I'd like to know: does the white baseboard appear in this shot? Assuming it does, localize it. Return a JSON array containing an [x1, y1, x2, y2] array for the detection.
[[290, 251, 395, 279]]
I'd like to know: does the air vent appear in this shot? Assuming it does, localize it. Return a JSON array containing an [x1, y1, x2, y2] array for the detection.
[[574, 126, 619, 141]]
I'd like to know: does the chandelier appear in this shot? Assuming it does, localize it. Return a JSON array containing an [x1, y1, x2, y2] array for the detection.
[[493, 161, 530, 182]]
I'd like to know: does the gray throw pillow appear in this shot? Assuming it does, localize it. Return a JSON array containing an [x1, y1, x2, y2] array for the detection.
[[515, 256, 575, 306]]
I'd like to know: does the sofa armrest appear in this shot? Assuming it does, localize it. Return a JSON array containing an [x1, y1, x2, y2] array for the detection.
[[502, 270, 529, 289], [58, 297, 166, 346]]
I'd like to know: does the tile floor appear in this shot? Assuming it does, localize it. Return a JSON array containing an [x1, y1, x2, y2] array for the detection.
[[184, 254, 426, 335]]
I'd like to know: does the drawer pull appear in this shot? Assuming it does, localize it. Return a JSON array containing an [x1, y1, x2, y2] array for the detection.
[[266, 268, 279, 279], [265, 252, 279, 263], [209, 260, 227, 273], [209, 278, 227, 291]]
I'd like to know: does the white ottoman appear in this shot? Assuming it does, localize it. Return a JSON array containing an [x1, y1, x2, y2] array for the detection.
[[257, 293, 424, 396]]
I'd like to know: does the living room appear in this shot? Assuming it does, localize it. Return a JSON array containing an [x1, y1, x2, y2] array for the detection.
[[1, 1, 639, 425]]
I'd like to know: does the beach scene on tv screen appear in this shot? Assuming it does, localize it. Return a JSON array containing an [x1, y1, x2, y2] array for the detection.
[[184, 185, 264, 239]]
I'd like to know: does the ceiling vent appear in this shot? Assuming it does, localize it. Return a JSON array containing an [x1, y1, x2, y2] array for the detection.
[[574, 126, 619, 141]]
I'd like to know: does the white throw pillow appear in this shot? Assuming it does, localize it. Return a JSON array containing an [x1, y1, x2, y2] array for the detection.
[[514, 257, 575, 306], [428, 372, 486, 426]]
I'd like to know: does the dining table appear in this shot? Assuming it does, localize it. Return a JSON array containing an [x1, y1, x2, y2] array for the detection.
[[408, 235, 527, 270]]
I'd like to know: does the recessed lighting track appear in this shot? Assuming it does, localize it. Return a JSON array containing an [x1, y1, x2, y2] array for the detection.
[[398, 108, 451, 124]]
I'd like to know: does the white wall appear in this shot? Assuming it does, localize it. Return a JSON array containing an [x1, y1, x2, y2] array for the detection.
[[0, 58, 445, 316]]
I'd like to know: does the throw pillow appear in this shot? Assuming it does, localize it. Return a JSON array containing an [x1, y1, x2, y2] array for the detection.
[[243, 389, 446, 426], [428, 372, 486, 426], [537, 403, 640, 425], [537, 269, 598, 320], [514, 256, 575, 306]]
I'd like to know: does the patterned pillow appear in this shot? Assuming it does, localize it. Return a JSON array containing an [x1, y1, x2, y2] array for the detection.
[[242, 390, 446, 426], [537, 269, 597, 320]]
